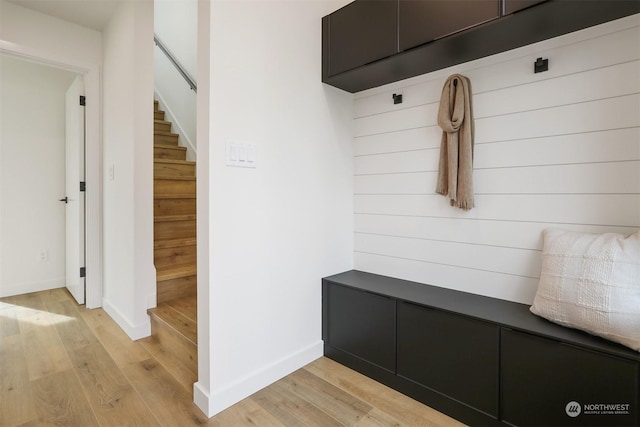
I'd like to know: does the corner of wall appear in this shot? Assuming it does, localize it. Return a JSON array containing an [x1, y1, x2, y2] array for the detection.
[[146, 290, 157, 310], [199, 340, 323, 417], [193, 382, 211, 417], [102, 297, 151, 340]]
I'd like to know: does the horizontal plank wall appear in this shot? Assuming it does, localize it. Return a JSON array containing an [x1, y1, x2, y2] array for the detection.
[[353, 15, 640, 304]]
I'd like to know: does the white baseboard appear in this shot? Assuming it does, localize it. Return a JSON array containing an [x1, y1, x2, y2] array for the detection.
[[194, 340, 324, 417], [193, 382, 211, 417], [0, 278, 65, 298], [102, 298, 151, 340]]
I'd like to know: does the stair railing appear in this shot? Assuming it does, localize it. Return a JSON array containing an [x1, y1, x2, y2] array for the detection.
[[154, 34, 197, 93]]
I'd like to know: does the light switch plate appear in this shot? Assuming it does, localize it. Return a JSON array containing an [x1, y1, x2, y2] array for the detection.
[[226, 141, 256, 168]]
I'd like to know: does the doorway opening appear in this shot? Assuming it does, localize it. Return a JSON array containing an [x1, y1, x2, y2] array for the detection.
[[0, 53, 87, 303]]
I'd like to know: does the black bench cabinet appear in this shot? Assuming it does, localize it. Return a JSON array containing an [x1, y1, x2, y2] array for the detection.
[[322, 270, 639, 426]]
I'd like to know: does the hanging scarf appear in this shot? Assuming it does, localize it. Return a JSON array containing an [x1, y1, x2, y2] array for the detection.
[[435, 74, 475, 211]]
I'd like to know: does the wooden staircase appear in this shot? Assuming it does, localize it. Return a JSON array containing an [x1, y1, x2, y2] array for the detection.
[[141, 100, 197, 393]]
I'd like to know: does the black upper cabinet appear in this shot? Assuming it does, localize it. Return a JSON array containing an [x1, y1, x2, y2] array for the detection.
[[322, 0, 640, 93], [324, 0, 397, 77], [399, 0, 501, 51], [504, 0, 547, 15]]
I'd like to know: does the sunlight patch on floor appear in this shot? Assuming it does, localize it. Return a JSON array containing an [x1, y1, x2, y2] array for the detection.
[[0, 302, 75, 325]]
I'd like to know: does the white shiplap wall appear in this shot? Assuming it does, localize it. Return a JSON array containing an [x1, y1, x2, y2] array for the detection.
[[353, 15, 640, 304]]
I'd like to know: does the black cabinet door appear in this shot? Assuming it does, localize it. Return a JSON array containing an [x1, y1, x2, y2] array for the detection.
[[504, 0, 547, 15], [502, 329, 639, 427], [399, 0, 500, 51], [397, 301, 500, 417], [324, 283, 396, 372], [325, 0, 397, 76]]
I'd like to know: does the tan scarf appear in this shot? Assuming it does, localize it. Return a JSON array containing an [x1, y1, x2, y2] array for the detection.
[[435, 74, 475, 211]]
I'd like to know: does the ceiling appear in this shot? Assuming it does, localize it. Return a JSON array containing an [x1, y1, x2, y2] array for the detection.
[[8, 0, 121, 31]]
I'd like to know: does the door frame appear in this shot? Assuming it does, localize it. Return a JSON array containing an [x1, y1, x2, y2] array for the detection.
[[64, 74, 87, 305], [0, 42, 103, 308]]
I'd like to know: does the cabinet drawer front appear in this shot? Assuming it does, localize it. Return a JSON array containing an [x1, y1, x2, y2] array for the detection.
[[504, 0, 547, 15], [397, 301, 500, 417], [399, 0, 500, 51], [327, 0, 397, 76], [501, 329, 639, 427], [324, 283, 396, 372]]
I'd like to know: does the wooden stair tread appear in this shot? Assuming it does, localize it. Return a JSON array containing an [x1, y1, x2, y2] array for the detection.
[[154, 178, 196, 195], [148, 301, 197, 345], [152, 99, 198, 382], [155, 237, 197, 249], [154, 144, 186, 150], [154, 214, 196, 222], [165, 295, 197, 322], [156, 264, 197, 281], [138, 335, 197, 393], [155, 193, 196, 199], [155, 175, 196, 181], [156, 275, 196, 305], [154, 158, 196, 166], [154, 130, 178, 137]]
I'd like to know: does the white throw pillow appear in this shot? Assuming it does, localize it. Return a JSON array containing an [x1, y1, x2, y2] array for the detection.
[[530, 228, 640, 352]]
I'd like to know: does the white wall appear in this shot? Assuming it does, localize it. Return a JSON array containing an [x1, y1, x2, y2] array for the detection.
[[194, 0, 211, 412], [0, 0, 101, 68], [154, 0, 197, 159], [0, 0, 103, 307], [195, 0, 354, 416], [353, 15, 640, 305], [102, 0, 156, 339], [155, 0, 197, 77], [0, 55, 76, 297]]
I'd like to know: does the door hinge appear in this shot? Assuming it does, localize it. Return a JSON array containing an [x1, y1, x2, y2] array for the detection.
[[79, 96, 86, 106], [80, 267, 86, 278], [80, 181, 86, 192]]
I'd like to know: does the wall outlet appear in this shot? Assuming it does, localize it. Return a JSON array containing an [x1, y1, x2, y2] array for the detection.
[[38, 250, 49, 262]]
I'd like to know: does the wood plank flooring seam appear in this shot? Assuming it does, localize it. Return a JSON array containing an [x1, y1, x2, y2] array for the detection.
[[63, 300, 163, 427], [1, 288, 465, 427]]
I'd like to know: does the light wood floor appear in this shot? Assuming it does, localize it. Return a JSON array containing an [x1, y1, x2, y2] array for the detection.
[[0, 288, 466, 427]]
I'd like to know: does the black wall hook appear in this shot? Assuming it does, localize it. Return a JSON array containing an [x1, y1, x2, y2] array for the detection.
[[392, 93, 403, 104], [534, 57, 549, 73]]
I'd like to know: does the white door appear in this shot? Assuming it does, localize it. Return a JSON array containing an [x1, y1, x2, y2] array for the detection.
[[64, 75, 86, 304]]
